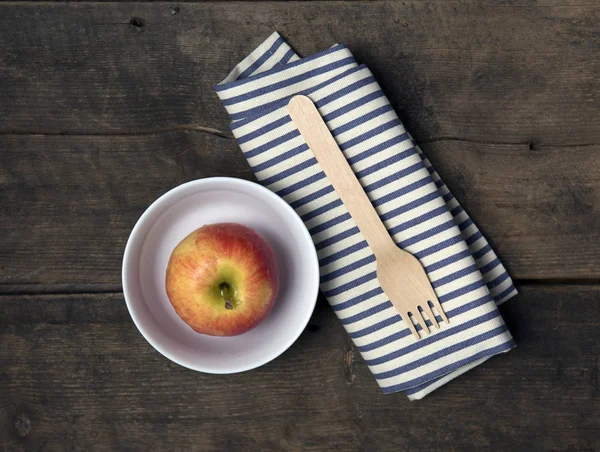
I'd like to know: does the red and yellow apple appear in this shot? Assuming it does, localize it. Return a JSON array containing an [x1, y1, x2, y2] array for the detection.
[[165, 223, 279, 336]]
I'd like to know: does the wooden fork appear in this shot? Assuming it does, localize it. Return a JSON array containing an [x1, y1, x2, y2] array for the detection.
[[288, 95, 449, 339]]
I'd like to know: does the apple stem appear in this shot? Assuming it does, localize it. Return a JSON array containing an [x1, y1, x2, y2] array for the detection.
[[221, 283, 234, 310]]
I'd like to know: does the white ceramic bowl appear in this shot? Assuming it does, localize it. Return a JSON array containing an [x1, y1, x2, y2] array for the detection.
[[122, 177, 320, 374]]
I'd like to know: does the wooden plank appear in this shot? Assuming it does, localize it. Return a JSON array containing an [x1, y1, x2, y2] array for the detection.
[[0, 132, 248, 287], [420, 140, 600, 280], [0, 2, 599, 145], [1, 285, 599, 451], [1, 134, 599, 286]]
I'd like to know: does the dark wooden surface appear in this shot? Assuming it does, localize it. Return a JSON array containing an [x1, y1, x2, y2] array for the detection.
[[1, 2, 599, 451]]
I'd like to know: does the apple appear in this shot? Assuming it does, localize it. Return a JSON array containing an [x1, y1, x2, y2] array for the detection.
[[165, 223, 279, 336]]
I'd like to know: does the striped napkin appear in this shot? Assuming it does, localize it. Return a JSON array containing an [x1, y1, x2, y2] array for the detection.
[[215, 32, 517, 400]]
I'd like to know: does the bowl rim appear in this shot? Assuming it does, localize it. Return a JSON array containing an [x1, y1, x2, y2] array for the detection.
[[122, 176, 320, 374]]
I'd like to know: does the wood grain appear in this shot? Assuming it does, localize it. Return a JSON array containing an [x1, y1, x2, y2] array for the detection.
[[420, 140, 600, 280], [0, 2, 599, 146], [0, 132, 247, 288], [1, 285, 599, 451], [1, 134, 599, 288]]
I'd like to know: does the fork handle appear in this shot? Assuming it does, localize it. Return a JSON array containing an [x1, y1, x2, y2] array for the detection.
[[288, 95, 398, 258]]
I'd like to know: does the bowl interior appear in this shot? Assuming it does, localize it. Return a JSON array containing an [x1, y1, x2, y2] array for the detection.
[[123, 178, 319, 373]]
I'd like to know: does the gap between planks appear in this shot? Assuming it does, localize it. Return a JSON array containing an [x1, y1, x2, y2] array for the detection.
[[1, 279, 600, 297], [0, 126, 233, 140], [1, 129, 599, 150], [0, 284, 124, 296]]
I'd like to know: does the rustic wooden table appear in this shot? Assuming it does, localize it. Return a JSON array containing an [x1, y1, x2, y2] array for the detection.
[[1, 2, 599, 451]]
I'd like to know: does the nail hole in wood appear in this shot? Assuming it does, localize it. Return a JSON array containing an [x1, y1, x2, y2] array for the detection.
[[14, 414, 31, 437], [129, 17, 145, 28]]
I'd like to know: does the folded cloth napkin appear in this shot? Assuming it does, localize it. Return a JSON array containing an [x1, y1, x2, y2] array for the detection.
[[215, 32, 517, 400]]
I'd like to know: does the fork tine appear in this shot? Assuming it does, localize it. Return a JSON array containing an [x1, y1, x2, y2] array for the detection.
[[413, 310, 430, 335], [430, 296, 449, 324], [423, 303, 439, 329], [400, 311, 420, 339]]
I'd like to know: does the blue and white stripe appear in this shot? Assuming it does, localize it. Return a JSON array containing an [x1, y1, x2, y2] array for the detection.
[[216, 32, 517, 400]]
